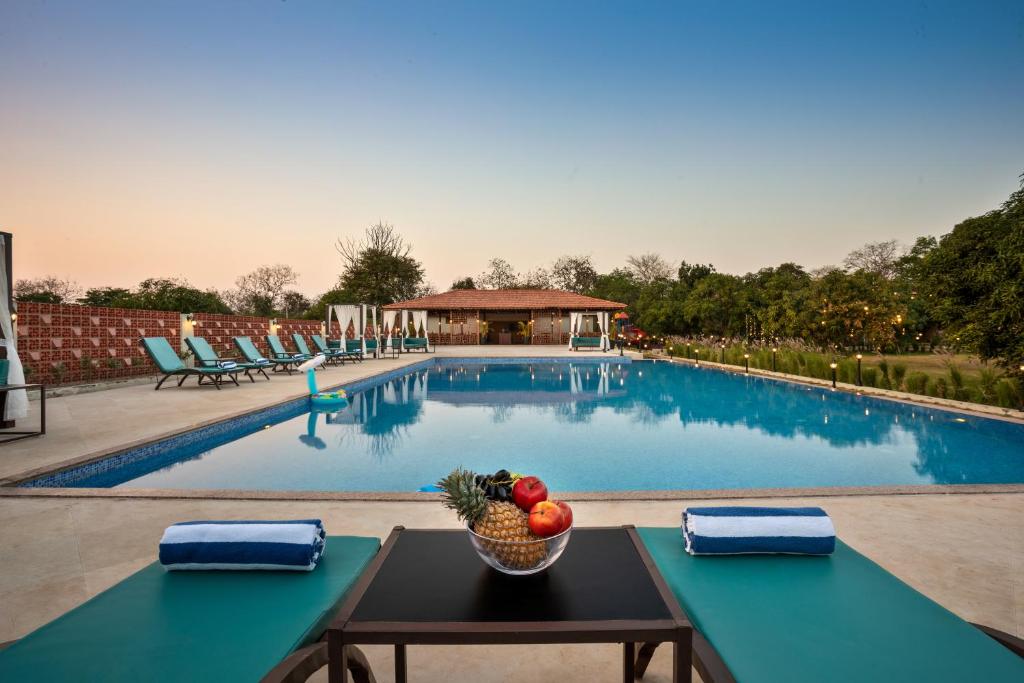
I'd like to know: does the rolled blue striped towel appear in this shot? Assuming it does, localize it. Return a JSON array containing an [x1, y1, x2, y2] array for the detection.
[[159, 520, 326, 571], [253, 357, 272, 366], [217, 360, 238, 370], [682, 507, 835, 556]]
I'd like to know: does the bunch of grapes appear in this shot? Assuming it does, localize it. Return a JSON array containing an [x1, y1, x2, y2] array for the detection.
[[474, 469, 516, 502]]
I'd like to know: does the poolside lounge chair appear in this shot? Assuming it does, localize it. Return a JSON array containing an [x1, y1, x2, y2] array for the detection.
[[140, 337, 242, 390], [0, 535, 381, 682], [290, 334, 326, 370], [345, 338, 381, 358], [635, 527, 1024, 682], [310, 334, 351, 365], [265, 335, 311, 374], [186, 336, 270, 382], [234, 336, 305, 375]]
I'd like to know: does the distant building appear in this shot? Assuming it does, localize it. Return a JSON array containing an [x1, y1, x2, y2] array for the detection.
[[384, 289, 625, 345]]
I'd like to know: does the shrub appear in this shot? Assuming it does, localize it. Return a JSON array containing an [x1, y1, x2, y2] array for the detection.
[[861, 367, 879, 388], [891, 364, 908, 391], [995, 379, 1021, 409], [905, 372, 929, 395], [977, 368, 999, 405], [877, 359, 892, 389], [933, 377, 949, 399], [51, 362, 67, 384], [946, 365, 967, 401]]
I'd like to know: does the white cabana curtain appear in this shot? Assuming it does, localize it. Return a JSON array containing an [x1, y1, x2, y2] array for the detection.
[[366, 306, 377, 356], [382, 310, 398, 350], [327, 305, 356, 344], [0, 236, 27, 420], [567, 312, 580, 349], [411, 310, 430, 350], [399, 310, 409, 350], [598, 311, 610, 350]]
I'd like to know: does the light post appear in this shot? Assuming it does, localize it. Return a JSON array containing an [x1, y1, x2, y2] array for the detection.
[[830, 362, 837, 389], [771, 347, 777, 372], [720, 343, 725, 364], [618, 334, 624, 357], [856, 354, 862, 386], [743, 353, 750, 373], [694, 348, 700, 366]]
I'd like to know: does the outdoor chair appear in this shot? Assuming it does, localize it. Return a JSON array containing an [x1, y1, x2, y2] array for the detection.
[[234, 336, 305, 375], [570, 336, 602, 351], [310, 334, 350, 365], [186, 336, 270, 382], [635, 527, 1024, 682], [344, 338, 381, 358], [290, 334, 326, 370], [265, 335, 311, 373], [402, 337, 431, 353], [140, 337, 242, 390], [0, 536, 381, 682]]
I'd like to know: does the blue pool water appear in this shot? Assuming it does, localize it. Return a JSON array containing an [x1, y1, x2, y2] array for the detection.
[[30, 360, 1024, 491]]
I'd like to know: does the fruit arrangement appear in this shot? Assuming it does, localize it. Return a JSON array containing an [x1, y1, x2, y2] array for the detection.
[[437, 468, 573, 572]]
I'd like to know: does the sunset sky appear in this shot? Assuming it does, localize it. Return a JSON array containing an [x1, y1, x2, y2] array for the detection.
[[3, 1, 1022, 298]]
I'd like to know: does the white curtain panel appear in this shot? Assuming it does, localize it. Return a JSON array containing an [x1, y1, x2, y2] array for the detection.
[[600, 312, 610, 350], [400, 310, 409, 350], [330, 305, 353, 342], [0, 236, 27, 419], [382, 311, 398, 349], [567, 312, 579, 348]]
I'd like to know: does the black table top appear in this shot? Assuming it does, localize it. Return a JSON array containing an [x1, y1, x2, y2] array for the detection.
[[347, 527, 674, 624]]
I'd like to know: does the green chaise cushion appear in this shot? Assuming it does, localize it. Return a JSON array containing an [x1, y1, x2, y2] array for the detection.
[[637, 527, 1024, 683], [572, 337, 601, 346], [141, 337, 185, 373], [0, 535, 379, 682]]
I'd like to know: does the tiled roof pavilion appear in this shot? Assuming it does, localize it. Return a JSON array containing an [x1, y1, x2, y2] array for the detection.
[[384, 289, 625, 311]]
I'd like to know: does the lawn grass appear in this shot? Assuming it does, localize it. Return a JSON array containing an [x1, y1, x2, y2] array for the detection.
[[661, 342, 1022, 410]]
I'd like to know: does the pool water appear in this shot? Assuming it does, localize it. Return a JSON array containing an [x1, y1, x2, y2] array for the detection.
[[46, 360, 1024, 491]]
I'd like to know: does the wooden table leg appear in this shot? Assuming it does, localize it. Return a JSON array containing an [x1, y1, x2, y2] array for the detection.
[[328, 631, 349, 683], [673, 629, 693, 683], [395, 643, 407, 683], [623, 642, 636, 681]]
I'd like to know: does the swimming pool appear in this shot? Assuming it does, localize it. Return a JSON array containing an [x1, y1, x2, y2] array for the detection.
[[25, 359, 1024, 492]]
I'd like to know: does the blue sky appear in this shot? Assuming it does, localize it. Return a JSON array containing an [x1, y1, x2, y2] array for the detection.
[[3, 1, 1022, 294]]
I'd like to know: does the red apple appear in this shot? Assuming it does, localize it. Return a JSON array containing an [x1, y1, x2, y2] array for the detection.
[[512, 476, 548, 512], [553, 500, 573, 532], [528, 501, 564, 537]]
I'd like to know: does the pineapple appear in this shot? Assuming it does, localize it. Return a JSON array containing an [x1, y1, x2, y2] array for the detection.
[[437, 468, 547, 570]]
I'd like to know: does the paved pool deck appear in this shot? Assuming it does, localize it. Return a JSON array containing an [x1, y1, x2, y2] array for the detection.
[[1, 345, 1022, 681]]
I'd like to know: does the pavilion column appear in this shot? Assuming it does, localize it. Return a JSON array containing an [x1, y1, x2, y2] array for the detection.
[[530, 310, 535, 345]]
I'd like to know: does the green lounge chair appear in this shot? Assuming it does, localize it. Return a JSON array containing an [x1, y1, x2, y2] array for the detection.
[[345, 338, 381, 358], [0, 536, 380, 682], [264, 335, 310, 374], [310, 334, 349, 365], [186, 336, 270, 382], [234, 336, 303, 375], [402, 337, 430, 352], [140, 337, 242, 391], [290, 334, 325, 370], [635, 527, 1024, 682]]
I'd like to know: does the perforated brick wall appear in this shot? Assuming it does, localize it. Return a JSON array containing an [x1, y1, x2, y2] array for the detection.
[[16, 302, 180, 385]]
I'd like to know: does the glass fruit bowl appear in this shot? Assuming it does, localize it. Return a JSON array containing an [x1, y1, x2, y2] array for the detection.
[[466, 523, 573, 575]]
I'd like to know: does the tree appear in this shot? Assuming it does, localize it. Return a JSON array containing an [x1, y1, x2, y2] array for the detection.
[[79, 287, 133, 307], [227, 264, 299, 315], [336, 222, 425, 306], [14, 276, 81, 303], [626, 253, 674, 285], [451, 277, 476, 290], [279, 290, 311, 318], [550, 255, 598, 293], [126, 278, 232, 313], [843, 240, 904, 279], [478, 258, 521, 289], [918, 176, 1024, 365], [521, 267, 552, 289], [677, 261, 715, 288], [589, 268, 641, 308]]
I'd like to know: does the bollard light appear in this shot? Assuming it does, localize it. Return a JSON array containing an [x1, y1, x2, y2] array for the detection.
[[856, 353, 863, 386], [743, 353, 750, 373], [694, 348, 700, 365], [771, 347, 777, 372], [720, 343, 725, 364], [830, 362, 838, 389]]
